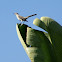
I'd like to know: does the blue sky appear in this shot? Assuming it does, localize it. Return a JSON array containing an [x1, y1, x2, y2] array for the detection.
[[0, 0, 62, 62]]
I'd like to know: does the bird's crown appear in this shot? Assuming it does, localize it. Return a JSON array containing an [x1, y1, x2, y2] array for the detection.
[[14, 13, 19, 15]]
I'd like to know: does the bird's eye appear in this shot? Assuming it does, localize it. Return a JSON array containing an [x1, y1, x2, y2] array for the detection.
[[17, 13, 18, 14]]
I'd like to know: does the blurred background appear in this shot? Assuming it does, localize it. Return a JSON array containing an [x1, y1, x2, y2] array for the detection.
[[0, 0, 62, 62]]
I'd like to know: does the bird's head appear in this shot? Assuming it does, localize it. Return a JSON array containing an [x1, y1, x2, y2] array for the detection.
[[14, 13, 19, 15]]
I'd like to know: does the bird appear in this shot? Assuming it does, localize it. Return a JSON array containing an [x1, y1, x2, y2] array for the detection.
[[14, 13, 37, 24]]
